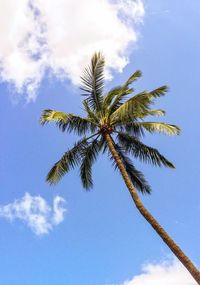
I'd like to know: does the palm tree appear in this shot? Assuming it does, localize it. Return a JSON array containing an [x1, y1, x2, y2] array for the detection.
[[40, 52, 200, 283]]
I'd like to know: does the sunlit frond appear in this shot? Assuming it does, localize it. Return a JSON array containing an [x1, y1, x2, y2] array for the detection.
[[110, 91, 153, 123], [102, 86, 122, 111], [110, 85, 169, 124], [114, 109, 166, 134], [134, 122, 181, 135], [124, 70, 142, 88], [40, 109, 69, 125], [107, 87, 134, 115], [40, 109, 97, 134], [149, 85, 168, 98], [103, 70, 141, 115], [139, 109, 166, 118]]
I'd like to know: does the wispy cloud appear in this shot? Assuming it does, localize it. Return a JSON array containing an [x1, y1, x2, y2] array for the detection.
[[111, 259, 195, 285], [0, 0, 145, 101], [0, 193, 66, 235]]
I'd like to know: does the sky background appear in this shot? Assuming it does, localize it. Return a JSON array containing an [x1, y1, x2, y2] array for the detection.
[[0, 0, 200, 284]]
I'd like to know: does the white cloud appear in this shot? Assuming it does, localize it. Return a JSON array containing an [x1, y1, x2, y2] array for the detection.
[[0, 0, 145, 101], [0, 193, 66, 235], [113, 259, 196, 285]]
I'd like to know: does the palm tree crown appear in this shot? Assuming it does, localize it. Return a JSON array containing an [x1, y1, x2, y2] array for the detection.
[[40, 52, 180, 193], [40, 53, 200, 283]]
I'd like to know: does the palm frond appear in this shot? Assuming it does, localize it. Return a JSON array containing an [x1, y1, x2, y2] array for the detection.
[[124, 70, 142, 88], [139, 109, 166, 118], [102, 86, 122, 111], [103, 70, 141, 114], [108, 87, 134, 115], [80, 52, 105, 111], [115, 121, 145, 138], [98, 136, 108, 153], [40, 109, 70, 126], [40, 109, 97, 134], [110, 91, 153, 123], [82, 100, 99, 123], [80, 138, 100, 190], [110, 85, 169, 124], [114, 110, 166, 129], [134, 122, 181, 135], [110, 144, 151, 194], [105, 70, 141, 114], [46, 139, 89, 185], [114, 109, 166, 135], [149, 85, 168, 98], [117, 132, 175, 168]]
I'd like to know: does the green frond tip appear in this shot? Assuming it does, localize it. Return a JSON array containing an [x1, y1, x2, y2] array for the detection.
[[124, 70, 142, 87], [147, 109, 166, 117], [46, 160, 67, 185], [137, 122, 181, 135], [149, 85, 169, 98], [40, 109, 68, 125]]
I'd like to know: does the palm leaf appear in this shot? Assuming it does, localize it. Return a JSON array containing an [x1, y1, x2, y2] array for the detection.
[[80, 52, 105, 111], [96, 136, 107, 153], [138, 109, 166, 118], [114, 108, 166, 136], [115, 121, 145, 138], [117, 132, 175, 168], [124, 70, 142, 88], [82, 100, 99, 123], [110, 91, 153, 123], [135, 122, 181, 135], [80, 138, 100, 190], [40, 109, 97, 134], [108, 87, 134, 115], [110, 144, 151, 194], [149, 85, 168, 98], [102, 86, 122, 111], [110, 85, 169, 123], [46, 139, 89, 185], [112, 109, 166, 129], [40, 109, 70, 125], [106, 70, 142, 115], [116, 123, 144, 138]]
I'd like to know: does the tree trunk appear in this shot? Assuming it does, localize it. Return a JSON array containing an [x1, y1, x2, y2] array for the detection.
[[104, 133, 200, 284]]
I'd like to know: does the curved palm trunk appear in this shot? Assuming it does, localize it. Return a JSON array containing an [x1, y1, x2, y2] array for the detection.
[[105, 133, 200, 284]]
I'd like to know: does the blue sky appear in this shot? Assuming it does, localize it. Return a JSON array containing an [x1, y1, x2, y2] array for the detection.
[[0, 1, 200, 284]]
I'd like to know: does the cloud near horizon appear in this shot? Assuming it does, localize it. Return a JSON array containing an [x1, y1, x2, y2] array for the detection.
[[0, 193, 66, 235], [112, 259, 195, 285], [0, 0, 145, 101]]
